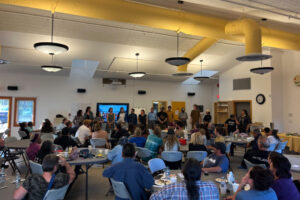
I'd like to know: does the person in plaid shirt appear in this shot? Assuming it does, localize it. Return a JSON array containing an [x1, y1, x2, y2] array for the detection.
[[150, 158, 219, 200]]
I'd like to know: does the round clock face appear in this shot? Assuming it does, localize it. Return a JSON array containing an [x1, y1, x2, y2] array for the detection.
[[256, 94, 265, 104]]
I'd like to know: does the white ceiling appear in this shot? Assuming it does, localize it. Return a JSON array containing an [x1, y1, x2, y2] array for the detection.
[[0, 0, 298, 82]]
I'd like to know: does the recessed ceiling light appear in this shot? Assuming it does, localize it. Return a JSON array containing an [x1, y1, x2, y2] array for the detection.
[[41, 65, 63, 72]]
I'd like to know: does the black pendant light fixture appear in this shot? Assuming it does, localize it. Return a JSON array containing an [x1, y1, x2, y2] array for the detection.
[[194, 59, 209, 81], [165, 32, 190, 66], [41, 55, 63, 72], [250, 60, 274, 75], [128, 53, 146, 78], [34, 13, 69, 55]]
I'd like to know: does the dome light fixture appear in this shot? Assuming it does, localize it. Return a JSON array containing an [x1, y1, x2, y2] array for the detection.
[[41, 65, 63, 72], [236, 53, 272, 61], [128, 53, 146, 78], [172, 72, 193, 76], [250, 60, 274, 75], [34, 13, 69, 55], [194, 60, 209, 81], [165, 32, 190, 66]]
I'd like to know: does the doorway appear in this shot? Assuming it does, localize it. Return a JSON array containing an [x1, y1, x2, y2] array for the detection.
[[233, 100, 252, 120], [171, 101, 186, 121]]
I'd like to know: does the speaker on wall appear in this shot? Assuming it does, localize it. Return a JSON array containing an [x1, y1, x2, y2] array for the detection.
[[187, 92, 195, 96], [77, 88, 86, 93], [7, 86, 18, 91], [138, 90, 146, 95]]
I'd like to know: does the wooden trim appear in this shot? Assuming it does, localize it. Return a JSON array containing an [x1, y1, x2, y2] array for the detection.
[[232, 100, 252, 120], [14, 97, 37, 127], [0, 96, 12, 136]]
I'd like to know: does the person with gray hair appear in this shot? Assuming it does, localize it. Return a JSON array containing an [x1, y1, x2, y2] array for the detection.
[[240, 136, 270, 169]]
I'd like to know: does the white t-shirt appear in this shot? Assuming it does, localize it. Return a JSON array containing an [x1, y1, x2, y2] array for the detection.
[[267, 135, 279, 145], [118, 113, 126, 123], [75, 125, 91, 144]]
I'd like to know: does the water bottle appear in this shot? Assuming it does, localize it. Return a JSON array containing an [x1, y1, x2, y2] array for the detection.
[[15, 171, 21, 184], [0, 167, 5, 186], [165, 167, 170, 179], [220, 180, 227, 195], [0, 167, 5, 177], [227, 171, 235, 184]]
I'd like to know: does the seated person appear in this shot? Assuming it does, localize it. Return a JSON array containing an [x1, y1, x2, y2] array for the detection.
[[189, 128, 207, 152], [163, 129, 179, 151], [56, 118, 67, 131], [228, 166, 277, 200], [241, 136, 270, 169], [75, 119, 92, 146], [150, 158, 219, 200], [13, 154, 75, 200], [92, 122, 109, 148], [214, 127, 225, 143], [54, 127, 79, 150], [36, 140, 54, 163], [111, 123, 129, 139], [108, 137, 129, 165], [268, 152, 300, 200], [19, 122, 30, 139], [144, 126, 163, 159], [265, 128, 281, 146], [248, 129, 262, 150], [103, 143, 154, 200], [175, 121, 185, 138], [202, 142, 229, 173], [41, 119, 54, 134], [26, 121, 33, 133], [129, 127, 146, 147], [26, 134, 41, 161]]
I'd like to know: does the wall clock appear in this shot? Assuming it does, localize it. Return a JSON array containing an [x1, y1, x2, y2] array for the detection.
[[256, 94, 265, 105]]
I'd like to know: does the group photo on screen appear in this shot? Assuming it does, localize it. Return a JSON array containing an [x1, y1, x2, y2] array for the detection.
[[97, 103, 129, 122]]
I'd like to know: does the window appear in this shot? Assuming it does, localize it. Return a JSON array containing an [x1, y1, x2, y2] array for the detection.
[[0, 96, 12, 135], [14, 97, 36, 126]]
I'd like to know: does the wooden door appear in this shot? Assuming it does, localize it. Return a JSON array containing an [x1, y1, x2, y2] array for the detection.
[[171, 101, 186, 121]]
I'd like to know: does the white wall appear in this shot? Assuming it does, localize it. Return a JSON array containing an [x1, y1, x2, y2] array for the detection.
[[0, 72, 216, 137], [219, 53, 272, 126]]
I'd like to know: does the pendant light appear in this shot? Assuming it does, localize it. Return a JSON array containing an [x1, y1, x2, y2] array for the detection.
[[41, 55, 63, 72], [165, 32, 190, 66], [34, 13, 69, 55], [128, 53, 146, 78], [194, 60, 209, 81], [250, 60, 274, 75]]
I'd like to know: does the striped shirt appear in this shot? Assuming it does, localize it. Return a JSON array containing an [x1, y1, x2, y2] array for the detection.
[[150, 181, 219, 200]]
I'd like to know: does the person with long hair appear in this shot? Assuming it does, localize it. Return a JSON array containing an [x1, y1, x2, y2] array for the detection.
[[237, 109, 252, 133], [41, 119, 54, 134], [73, 110, 84, 127], [117, 107, 127, 124], [26, 134, 41, 160], [138, 109, 147, 127], [106, 107, 115, 132], [129, 127, 146, 147], [268, 152, 300, 200], [228, 166, 277, 200], [144, 126, 163, 159], [19, 122, 30, 139], [189, 128, 207, 151], [36, 140, 54, 163], [150, 158, 219, 200], [265, 128, 281, 146], [84, 106, 94, 120], [164, 129, 179, 151]]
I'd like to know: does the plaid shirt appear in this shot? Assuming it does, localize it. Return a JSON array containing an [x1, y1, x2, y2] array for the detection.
[[150, 181, 219, 200]]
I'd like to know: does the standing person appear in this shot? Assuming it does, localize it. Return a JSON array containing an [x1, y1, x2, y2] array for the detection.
[[138, 109, 147, 127], [157, 107, 168, 130], [190, 104, 201, 128], [13, 154, 75, 200], [94, 111, 104, 124], [237, 109, 252, 133], [128, 108, 138, 126], [106, 107, 115, 133], [225, 114, 238, 135], [148, 107, 157, 129], [166, 106, 174, 125], [179, 108, 188, 127], [103, 143, 154, 200], [73, 110, 84, 127], [117, 107, 127, 124], [84, 106, 94, 120], [150, 158, 219, 200], [203, 110, 212, 124], [268, 152, 300, 200], [26, 134, 41, 161]]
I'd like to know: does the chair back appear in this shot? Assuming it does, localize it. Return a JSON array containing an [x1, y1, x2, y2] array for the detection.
[[244, 159, 266, 169], [18, 131, 28, 139], [148, 158, 166, 174], [4, 136, 17, 143], [275, 141, 288, 153], [225, 142, 232, 154], [186, 151, 207, 162], [161, 151, 182, 162], [29, 160, 43, 175], [90, 138, 106, 148], [41, 134, 54, 141], [135, 147, 152, 159], [110, 178, 132, 200], [43, 184, 69, 200], [268, 143, 277, 151]]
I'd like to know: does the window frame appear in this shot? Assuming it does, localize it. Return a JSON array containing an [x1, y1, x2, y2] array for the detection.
[[14, 97, 36, 127], [0, 96, 12, 136]]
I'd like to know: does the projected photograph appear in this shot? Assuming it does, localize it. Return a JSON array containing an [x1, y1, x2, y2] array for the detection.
[[97, 103, 129, 122]]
